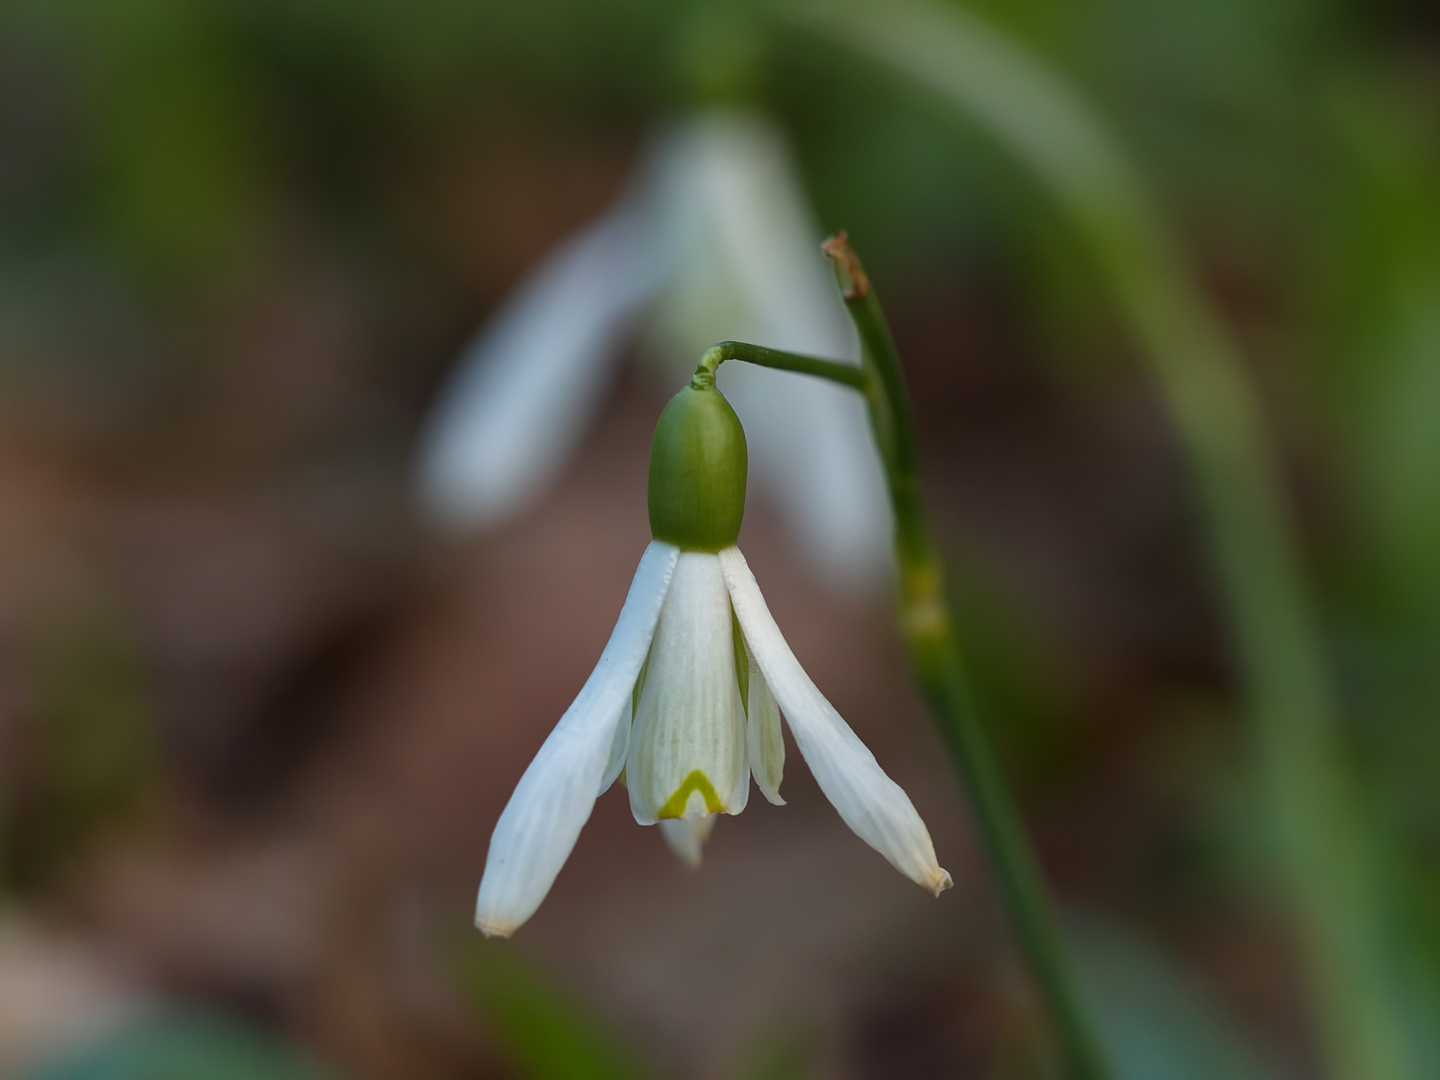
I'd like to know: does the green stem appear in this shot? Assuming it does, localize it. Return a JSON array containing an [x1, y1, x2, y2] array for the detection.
[[786, 3, 1410, 1077], [830, 237, 1111, 1080], [697, 341, 869, 391], [699, 242, 1111, 1080]]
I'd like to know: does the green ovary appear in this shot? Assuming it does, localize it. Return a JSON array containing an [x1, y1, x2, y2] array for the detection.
[[647, 384, 748, 551], [657, 769, 723, 818]]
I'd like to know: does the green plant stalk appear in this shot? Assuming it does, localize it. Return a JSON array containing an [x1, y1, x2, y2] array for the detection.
[[700, 267, 1111, 1079], [789, 2, 1412, 1077], [696, 340, 869, 391]]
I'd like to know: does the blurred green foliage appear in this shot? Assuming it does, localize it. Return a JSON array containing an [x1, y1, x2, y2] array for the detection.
[[726, 1024, 818, 1080], [454, 938, 660, 1080], [3, 0, 1440, 1075], [17, 1009, 336, 1080], [3, 595, 159, 895], [1068, 915, 1279, 1080], [454, 937, 824, 1080]]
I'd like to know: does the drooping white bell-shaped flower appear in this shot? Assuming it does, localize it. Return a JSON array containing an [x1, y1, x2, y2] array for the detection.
[[475, 377, 949, 938], [417, 110, 891, 589]]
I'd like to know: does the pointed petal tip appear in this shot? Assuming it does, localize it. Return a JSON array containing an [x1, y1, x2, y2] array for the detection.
[[475, 916, 517, 939], [660, 815, 714, 868], [723, 547, 950, 900]]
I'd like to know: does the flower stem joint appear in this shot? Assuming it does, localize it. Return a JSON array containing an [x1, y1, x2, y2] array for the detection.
[[475, 373, 949, 939]]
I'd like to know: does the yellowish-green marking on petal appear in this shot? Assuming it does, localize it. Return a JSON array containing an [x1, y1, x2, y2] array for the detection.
[[731, 607, 749, 712], [657, 769, 723, 819], [631, 643, 653, 720]]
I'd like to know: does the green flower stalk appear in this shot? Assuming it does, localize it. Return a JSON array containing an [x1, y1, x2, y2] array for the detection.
[[692, 234, 1111, 1080], [787, 5, 1413, 1078]]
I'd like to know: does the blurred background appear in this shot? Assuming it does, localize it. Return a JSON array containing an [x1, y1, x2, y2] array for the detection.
[[2, 0, 1439, 1077]]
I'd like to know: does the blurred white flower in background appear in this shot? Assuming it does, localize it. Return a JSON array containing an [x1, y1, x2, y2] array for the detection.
[[416, 111, 892, 588]]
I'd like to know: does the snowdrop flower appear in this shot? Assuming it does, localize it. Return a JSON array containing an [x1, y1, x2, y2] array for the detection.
[[475, 373, 950, 938], [418, 110, 890, 588]]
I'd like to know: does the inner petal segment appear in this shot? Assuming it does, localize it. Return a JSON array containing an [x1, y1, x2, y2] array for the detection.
[[626, 551, 749, 824]]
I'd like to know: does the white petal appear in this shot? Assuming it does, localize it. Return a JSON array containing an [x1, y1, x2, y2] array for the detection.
[[627, 552, 749, 825], [646, 112, 892, 588], [475, 542, 679, 937], [720, 547, 952, 896], [741, 632, 785, 805], [659, 816, 715, 868], [416, 191, 663, 531]]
